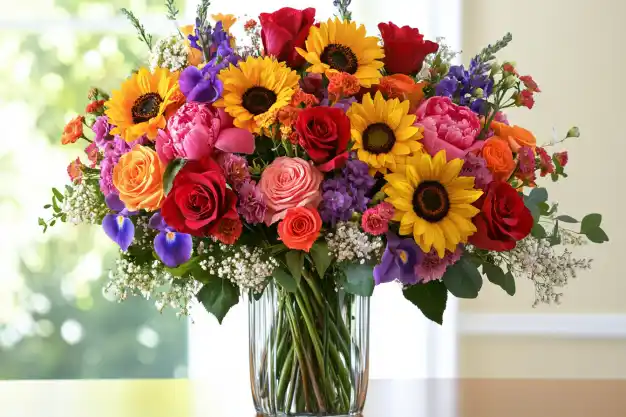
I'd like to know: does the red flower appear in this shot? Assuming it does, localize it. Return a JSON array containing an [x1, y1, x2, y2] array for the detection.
[[536, 147, 555, 177], [213, 218, 243, 245], [85, 142, 99, 168], [161, 158, 238, 238], [516, 90, 535, 109], [85, 99, 105, 114], [259, 7, 316, 69], [554, 151, 568, 167], [520, 75, 541, 93], [502, 63, 518, 76], [378, 22, 439, 75], [67, 157, 84, 184], [469, 181, 533, 251], [244, 19, 257, 31], [295, 106, 351, 172]]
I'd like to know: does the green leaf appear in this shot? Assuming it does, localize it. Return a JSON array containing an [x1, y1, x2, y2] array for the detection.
[[273, 267, 299, 292], [52, 198, 62, 214], [196, 279, 239, 324], [310, 241, 331, 278], [49, 220, 56, 227], [580, 213, 602, 234], [52, 188, 64, 202], [527, 187, 548, 204], [549, 221, 561, 247], [548, 203, 559, 215], [65, 184, 74, 195], [343, 264, 375, 297], [285, 251, 304, 282], [163, 159, 187, 196], [443, 256, 483, 299], [43, 204, 52, 209], [164, 257, 199, 277], [482, 263, 515, 296], [538, 202, 550, 215], [38, 217, 46, 227], [556, 215, 578, 223], [531, 224, 547, 239], [403, 281, 448, 325], [585, 227, 609, 244]]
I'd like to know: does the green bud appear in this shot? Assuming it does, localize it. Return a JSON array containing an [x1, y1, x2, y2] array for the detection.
[[504, 75, 516, 88], [566, 126, 580, 138], [490, 62, 500, 76], [474, 88, 484, 97]]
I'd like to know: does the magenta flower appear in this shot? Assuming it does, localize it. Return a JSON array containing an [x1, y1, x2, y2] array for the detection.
[[156, 103, 254, 163], [415, 246, 463, 283], [237, 180, 267, 225], [217, 153, 251, 191]]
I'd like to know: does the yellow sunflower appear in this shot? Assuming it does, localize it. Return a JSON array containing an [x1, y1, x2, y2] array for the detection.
[[384, 150, 483, 258], [105, 67, 181, 143], [216, 56, 299, 133], [295, 18, 384, 87], [348, 91, 423, 174]]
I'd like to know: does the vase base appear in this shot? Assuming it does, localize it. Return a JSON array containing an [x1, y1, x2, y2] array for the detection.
[[256, 413, 362, 417]]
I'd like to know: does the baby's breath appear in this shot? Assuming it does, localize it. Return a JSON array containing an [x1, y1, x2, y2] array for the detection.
[[63, 181, 107, 225], [326, 222, 384, 265], [149, 35, 189, 72]]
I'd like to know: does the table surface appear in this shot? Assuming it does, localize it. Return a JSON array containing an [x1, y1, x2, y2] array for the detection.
[[1, 379, 625, 417]]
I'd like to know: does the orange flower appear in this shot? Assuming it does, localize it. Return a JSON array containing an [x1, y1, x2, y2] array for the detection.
[[481, 136, 516, 181], [278, 207, 322, 252], [491, 121, 536, 153], [180, 25, 204, 67], [61, 116, 85, 145], [113, 145, 165, 212], [277, 106, 301, 127], [85, 100, 105, 114], [67, 157, 84, 184], [378, 74, 426, 112], [327, 72, 360, 101], [291, 87, 319, 108]]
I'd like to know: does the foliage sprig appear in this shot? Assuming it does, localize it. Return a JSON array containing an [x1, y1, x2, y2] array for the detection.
[[121, 8, 153, 51]]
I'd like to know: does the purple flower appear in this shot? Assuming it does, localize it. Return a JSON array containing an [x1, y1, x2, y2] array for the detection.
[[343, 159, 376, 190], [460, 153, 493, 190], [415, 246, 463, 283], [374, 233, 422, 286], [99, 135, 145, 196], [102, 194, 135, 251], [149, 212, 193, 268], [237, 181, 267, 224], [435, 59, 494, 116], [320, 96, 357, 113], [92, 116, 112, 150], [179, 65, 223, 103], [217, 153, 250, 191]]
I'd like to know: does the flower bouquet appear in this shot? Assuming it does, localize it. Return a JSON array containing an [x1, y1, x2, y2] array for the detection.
[[42, 0, 609, 415]]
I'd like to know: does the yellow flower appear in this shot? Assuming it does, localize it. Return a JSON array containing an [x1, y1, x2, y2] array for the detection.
[[348, 91, 423, 174], [212, 14, 237, 32], [215, 56, 299, 133], [180, 25, 204, 67], [295, 18, 384, 87], [105, 67, 181, 143], [384, 151, 483, 258]]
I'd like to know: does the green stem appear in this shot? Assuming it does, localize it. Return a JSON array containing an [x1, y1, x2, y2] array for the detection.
[[285, 354, 299, 411], [276, 344, 294, 406], [294, 291, 326, 382]]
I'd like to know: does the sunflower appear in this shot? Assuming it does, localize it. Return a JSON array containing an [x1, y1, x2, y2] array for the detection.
[[348, 91, 423, 174], [384, 150, 483, 258], [105, 67, 181, 143], [216, 56, 300, 133], [295, 18, 384, 87]]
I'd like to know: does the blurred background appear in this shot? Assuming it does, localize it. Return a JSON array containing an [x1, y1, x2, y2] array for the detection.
[[0, 0, 623, 385]]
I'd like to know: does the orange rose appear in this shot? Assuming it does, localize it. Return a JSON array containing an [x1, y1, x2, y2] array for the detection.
[[491, 121, 536, 153], [378, 74, 426, 112], [113, 145, 165, 212], [481, 136, 516, 181], [278, 207, 322, 252], [61, 115, 84, 145]]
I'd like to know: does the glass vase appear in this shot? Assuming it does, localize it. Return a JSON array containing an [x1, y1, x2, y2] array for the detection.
[[249, 276, 370, 417]]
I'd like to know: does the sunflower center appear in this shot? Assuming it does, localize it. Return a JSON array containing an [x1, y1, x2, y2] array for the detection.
[[131, 93, 163, 124], [413, 181, 450, 223], [321, 44, 359, 74], [242, 86, 277, 115], [363, 123, 396, 154]]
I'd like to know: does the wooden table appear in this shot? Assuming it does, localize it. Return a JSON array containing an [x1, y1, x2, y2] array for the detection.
[[1, 379, 625, 417]]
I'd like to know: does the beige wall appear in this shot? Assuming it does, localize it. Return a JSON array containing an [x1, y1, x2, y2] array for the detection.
[[459, 0, 626, 377]]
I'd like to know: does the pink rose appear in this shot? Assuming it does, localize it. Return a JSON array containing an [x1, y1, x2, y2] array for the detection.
[[259, 157, 323, 225], [416, 97, 483, 160], [156, 102, 254, 163]]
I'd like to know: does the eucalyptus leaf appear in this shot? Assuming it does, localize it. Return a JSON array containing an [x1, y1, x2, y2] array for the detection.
[[197, 279, 239, 324], [585, 227, 609, 244], [163, 159, 187, 196], [581, 213, 602, 234], [52, 188, 64, 202], [310, 241, 331, 278], [343, 264, 375, 297], [556, 215, 578, 223], [403, 281, 448, 325], [482, 263, 515, 296], [531, 224, 547, 239], [527, 187, 548, 204], [443, 256, 482, 299]]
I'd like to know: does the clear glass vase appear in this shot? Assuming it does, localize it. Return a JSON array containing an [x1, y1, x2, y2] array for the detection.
[[249, 277, 370, 417]]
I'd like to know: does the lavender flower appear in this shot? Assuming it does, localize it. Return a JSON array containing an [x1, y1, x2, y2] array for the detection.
[[460, 153, 493, 190], [237, 181, 267, 224], [92, 116, 112, 150], [435, 58, 494, 115], [99, 135, 145, 196]]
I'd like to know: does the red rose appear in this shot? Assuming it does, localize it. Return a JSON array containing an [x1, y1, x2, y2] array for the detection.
[[161, 158, 238, 238], [469, 181, 533, 251], [378, 22, 439, 75], [295, 106, 351, 172], [259, 7, 315, 69]]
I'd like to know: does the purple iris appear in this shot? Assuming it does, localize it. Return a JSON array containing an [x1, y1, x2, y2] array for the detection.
[[373, 233, 422, 286], [102, 194, 135, 252], [179, 65, 223, 103], [149, 212, 193, 268], [435, 58, 494, 116]]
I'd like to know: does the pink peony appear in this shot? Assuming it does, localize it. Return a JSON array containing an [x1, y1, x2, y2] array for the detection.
[[416, 97, 483, 160], [259, 157, 323, 225], [156, 102, 254, 163]]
